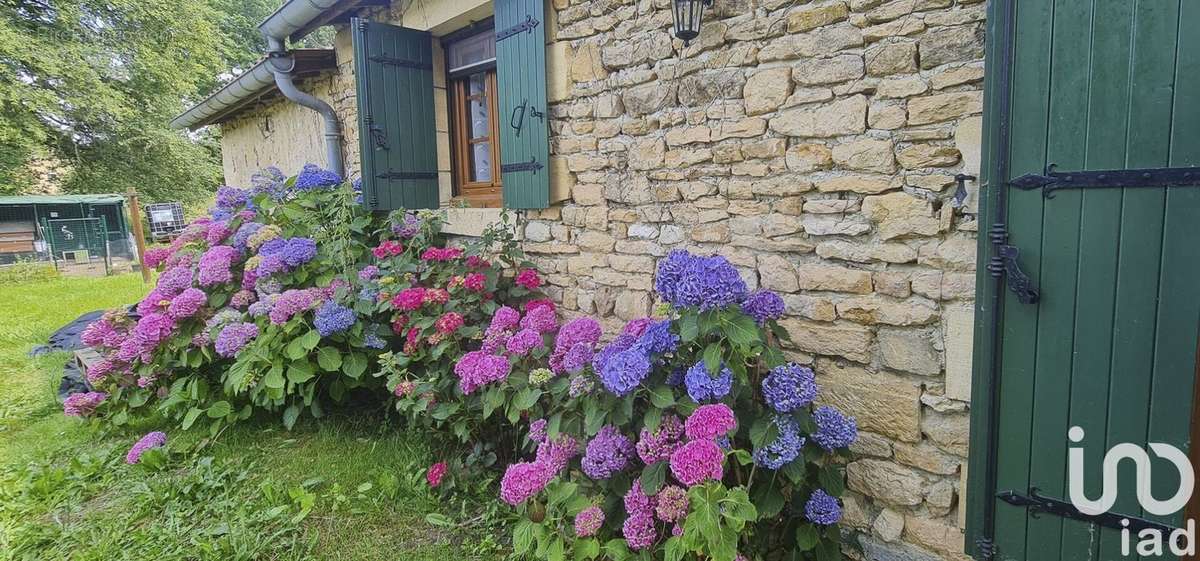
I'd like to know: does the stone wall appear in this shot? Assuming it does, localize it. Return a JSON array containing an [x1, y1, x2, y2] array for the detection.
[[219, 74, 341, 187], [524, 1, 985, 560]]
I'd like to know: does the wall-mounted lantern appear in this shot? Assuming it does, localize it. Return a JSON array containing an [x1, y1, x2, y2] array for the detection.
[[672, 0, 713, 45]]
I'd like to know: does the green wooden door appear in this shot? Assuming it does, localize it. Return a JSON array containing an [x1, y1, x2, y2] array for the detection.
[[352, 19, 439, 211], [967, 0, 1200, 559], [494, 0, 550, 209]]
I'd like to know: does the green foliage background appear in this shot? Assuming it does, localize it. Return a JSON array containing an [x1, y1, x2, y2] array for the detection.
[[0, 0, 328, 204]]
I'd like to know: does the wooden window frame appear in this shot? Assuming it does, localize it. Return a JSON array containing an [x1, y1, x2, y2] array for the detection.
[[445, 24, 503, 209]]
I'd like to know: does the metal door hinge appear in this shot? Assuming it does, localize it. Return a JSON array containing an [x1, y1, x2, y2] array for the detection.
[[998, 488, 1180, 535], [501, 158, 543, 174], [497, 14, 540, 42], [1011, 164, 1200, 198], [377, 171, 437, 180]]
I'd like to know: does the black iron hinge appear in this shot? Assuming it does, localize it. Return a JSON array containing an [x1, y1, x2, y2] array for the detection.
[[974, 537, 996, 560], [1011, 164, 1200, 198], [998, 488, 1180, 536], [501, 157, 543, 174], [987, 222, 1039, 305], [496, 14, 540, 42]]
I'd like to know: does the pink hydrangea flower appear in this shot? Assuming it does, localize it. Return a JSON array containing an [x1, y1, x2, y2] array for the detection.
[[519, 305, 557, 334], [392, 288, 426, 311], [623, 511, 656, 551], [143, 247, 172, 269], [424, 288, 450, 305], [435, 312, 464, 335], [669, 439, 724, 486], [427, 462, 448, 487], [499, 461, 553, 505], [198, 245, 238, 286], [126, 431, 167, 464], [684, 403, 738, 441], [463, 272, 487, 292], [63, 391, 107, 417], [574, 506, 605, 537], [167, 288, 207, 320], [454, 350, 512, 394], [515, 268, 542, 290]]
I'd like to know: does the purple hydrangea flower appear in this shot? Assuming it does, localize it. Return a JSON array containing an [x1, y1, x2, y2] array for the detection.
[[364, 333, 386, 349], [554, 317, 602, 353], [314, 301, 356, 336], [167, 288, 207, 320], [500, 461, 553, 506], [656, 250, 748, 311], [198, 246, 238, 287], [568, 374, 595, 397], [155, 266, 193, 296], [581, 425, 636, 480], [269, 288, 321, 325], [250, 166, 288, 200], [358, 265, 380, 280], [126, 431, 167, 464], [519, 305, 557, 334], [215, 186, 250, 210], [752, 415, 804, 470], [231, 222, 263, 253], [392, 213, 421, 238], [505, 328, 544, 357], [684, 360, 733, 403], [654, 485, 689, 523], [294, 163, 342, 190], [741, 290, 785, 325], [761, 363, 818, 413], [623, 511, 656, 550], [812, 405, 858, 450], [215, 322, 259, 357], [535, 433, 579, 474], [654, 249, 692, 305], [562, 343, 594, 374], [63, 391, 107, 417], [599, 348, 651, 396], [636, 414, 684, 464], [804, 489, 842, 526], [528, 418, 548, 444]]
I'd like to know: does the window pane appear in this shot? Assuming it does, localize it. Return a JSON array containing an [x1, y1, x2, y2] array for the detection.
[[470, 141, 492, 181], [468, 73, 489, 139], [448, 31, 495, 73]]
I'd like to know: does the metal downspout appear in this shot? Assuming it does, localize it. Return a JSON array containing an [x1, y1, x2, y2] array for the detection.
[[265, 36, 344, 177]]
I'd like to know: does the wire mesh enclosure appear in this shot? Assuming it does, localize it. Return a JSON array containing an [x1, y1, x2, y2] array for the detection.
[[42, 217, 111, 275]]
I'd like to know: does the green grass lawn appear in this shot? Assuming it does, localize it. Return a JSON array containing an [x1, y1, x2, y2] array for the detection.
[[0, 274, 501, 560]]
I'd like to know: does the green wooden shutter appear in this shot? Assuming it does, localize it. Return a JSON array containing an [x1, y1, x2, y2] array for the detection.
[[352, 18, 439, 211], [494, 0, 550, 209]]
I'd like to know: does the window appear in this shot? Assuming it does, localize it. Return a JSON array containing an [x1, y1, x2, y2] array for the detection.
[[447, 29, 502, 207]]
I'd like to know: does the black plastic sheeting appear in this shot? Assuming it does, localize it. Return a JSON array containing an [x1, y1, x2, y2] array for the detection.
[[30, 307, 138, 401]]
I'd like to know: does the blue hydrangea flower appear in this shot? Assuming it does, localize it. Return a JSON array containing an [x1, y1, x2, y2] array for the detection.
[[215, 186, 251, 211], [591, 334, 638, 374], [281, 238, 317, 267], [665, 367, 685, 387], [804, 489, 842, 526], [684, 359, 733, 403], [761, 363, 817, 413], [314, 301, 356, 337], [258, 238, 286, 256], [364, 333, 386, 349], [811, 405, 858, 450], [581, 426, 635, 479], [250, 166, 288, 200], [599, 348, 652, 396], [752, 415, 805, 470], [654, 249, 692, 305], [636, 319, 678, 355], [358, 287, 379, 302], [231, 222, 263, 253], [294, 163, 342, 190], [741, 290, 785, 325]]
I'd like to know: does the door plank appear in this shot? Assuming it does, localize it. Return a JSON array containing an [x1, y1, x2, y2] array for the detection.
[[994, 0, 1056, 556]]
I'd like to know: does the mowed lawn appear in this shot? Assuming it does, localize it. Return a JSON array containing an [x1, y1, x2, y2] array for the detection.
[[0, 273, 499, 560]]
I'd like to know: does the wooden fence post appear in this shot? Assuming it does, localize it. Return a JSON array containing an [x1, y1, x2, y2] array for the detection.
[[126, 187, 151, 283]]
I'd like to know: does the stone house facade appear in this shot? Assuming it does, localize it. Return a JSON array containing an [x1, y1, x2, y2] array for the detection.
[[181, 0, 989, 559]]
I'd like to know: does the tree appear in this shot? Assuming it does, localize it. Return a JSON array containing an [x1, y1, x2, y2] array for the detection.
[[0, 0, 297, 203]]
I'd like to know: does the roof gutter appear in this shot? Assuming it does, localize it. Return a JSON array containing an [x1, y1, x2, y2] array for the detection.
[[260, 0, 345, 177], [169, 63, 278, 130]]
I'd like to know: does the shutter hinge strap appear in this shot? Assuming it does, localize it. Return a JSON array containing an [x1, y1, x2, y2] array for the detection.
[[1011, 164, 1200, 198], [501, 158, 543, 174], [496, 14, 540, 42]]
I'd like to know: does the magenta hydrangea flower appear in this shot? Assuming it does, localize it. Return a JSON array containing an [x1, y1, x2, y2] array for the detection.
[[505, 328, 544, 357], [85, 358, 117, 384], [205, 221, 232, 245], [155, 266, 193, 296], [574, 506, 605, 537], [519, 304, 557, 334], [167, 288, 207, 320], [269, 288, 322, 325], [636, 414, 685, 464], [63, 391, 107, 417], [143, 247, 172, 269], [623, 480, 656, 514], [454, 350, 512, 394], [669, 439, 724, 486], [198, 245, 238, 286], [654, 485, 689, 523], [528, 418, 548, 444], [684, 403, 738, 441], [499, 461, 553, 505], [133, 312, 175, 347], [535, 433, 579, 475], [623, 511, 656, 551], [487, 306, 521, 335], [392, 288, 426, 311], [581, 425, 636, 480], [215, 322, 258, 357], [126, 431, 167, 464]]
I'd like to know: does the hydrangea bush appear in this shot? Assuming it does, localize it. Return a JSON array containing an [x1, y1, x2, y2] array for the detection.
[[78, 166, 534, 434], [498, 249, 856, 561]]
